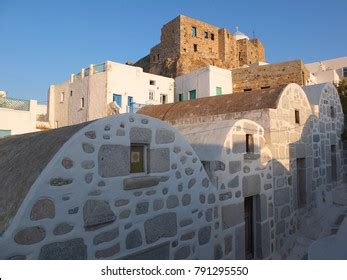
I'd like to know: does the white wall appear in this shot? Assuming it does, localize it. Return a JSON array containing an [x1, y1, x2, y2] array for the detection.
[[174, 65, 232, 101], [48, 61, 174, 128], [0, 100, 39, 136]]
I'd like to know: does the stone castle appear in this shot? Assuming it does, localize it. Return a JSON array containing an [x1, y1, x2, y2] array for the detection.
[[135, 15, 265, 77]]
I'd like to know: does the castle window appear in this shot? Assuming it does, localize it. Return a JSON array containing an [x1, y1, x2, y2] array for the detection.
[[193, 44, 198, 52], [211, 33, 215, 40], [60, 92, 65, 103], [70, 90, 73, 97], [149, 80, 156, 86], [246, 134, 254, 153], [216, 87, 222, 96], [261, 86, 270, 89], [81, 97, 85, 108], [204, 31, 209, 38], [157, 54, 159, 61], [295, 110, 300, 124], [244, 88, 252, 92], [192, 26, 197, 37]]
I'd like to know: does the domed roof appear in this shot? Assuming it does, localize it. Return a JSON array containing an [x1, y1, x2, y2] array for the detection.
[[234, 26, 249, 40]]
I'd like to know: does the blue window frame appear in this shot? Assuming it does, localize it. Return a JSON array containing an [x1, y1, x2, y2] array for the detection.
[[113, 94, 122, 107], [128, 96, 134, 112]]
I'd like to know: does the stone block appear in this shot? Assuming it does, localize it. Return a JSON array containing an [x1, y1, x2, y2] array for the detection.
[[98, 144, 130, 177], [144, 213, 177, 244], [174, 246, 190, 259], [83, 200, 116, 228], [95, 244, 120, 259], [214, 244, 223, 260], [30, 198, 55, 221], [274, 188, 290, 206], [276, 221, 285, 234], [39, 238, 87, 260], [155, 129, 175, 144], [122, 242, 170, 260], [126, 229, 142, 249], [229, 161, 241, 174], [53, 223, 73, 236], [130, 127, 152, 143], [149, 148, 170, 173], [14, 226, 46, 245], [82, 143, 94, 153], [228, 176, 239, 188], [198, 226, 211, 245], [242, 175, 261, 197], [222, 203, 244, 229], [136, 202, 149, 215], [93, 227, 119, 245], [123, 176, 162, 190], [280, 206, 291, 218]]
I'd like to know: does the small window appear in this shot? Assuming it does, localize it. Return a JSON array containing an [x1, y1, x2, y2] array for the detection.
[[70, 90, 73, 97], [204, 31, 209, 38], [343, 67, 347, 78], [246, 134, 254, 153], [81, 97, 85, 108], [192, 26, 197, 37], [261, 86, 270, 89], [130, 144, 147, 173], [60, 92, 65, 102], [193, 44, 198, 52], [149, 90, 154, 100], [157, 54, 159, 61], [244, 88, 252, 92], [330, 106, 335, 118], [178, 93, 183, 102], [295, 110, 300, 124], [211, 33, 215, 40], [149, 80, 156, 86], [113, 94, 122, 107], [160, 94, 167, 104], [189, 89, 197, 100], [216, 87, 222, 96]]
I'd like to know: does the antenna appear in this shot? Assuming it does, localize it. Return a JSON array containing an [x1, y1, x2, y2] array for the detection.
[[252, 30, 255, 39]]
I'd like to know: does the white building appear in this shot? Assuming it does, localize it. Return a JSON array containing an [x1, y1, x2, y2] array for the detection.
[[306, 56, 347, 84], [0, 91, 49, 137], [174, 65, 232, 102], [48, 61, 174, 128]]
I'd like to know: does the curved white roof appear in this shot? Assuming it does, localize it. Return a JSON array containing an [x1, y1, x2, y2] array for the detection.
[[234, 27, 249, 40], [303, 83, 336, 105]]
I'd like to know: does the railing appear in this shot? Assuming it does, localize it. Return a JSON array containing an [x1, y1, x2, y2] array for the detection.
[[73, 72, 82, 82], [93, 63, 106, 74], [0, 97, 30, 111], [84, 67, 90, 77]]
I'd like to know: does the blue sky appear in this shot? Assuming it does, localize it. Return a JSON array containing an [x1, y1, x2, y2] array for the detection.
[[0, 0, 346, 102]]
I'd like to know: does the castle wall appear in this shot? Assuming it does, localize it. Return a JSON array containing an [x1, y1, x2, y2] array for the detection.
[[232, 60, 310, 92]]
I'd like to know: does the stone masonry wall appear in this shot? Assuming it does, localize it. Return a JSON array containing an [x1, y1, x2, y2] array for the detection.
[[136, 15, 265, 78], [0, 114, 221, 260], [232, 60, 310, 93]]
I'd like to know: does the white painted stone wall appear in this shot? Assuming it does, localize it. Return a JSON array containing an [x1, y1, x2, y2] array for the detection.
[[176, 119, 274, 259], [0, 113, 223, 260], [175, 65, 232, 101]]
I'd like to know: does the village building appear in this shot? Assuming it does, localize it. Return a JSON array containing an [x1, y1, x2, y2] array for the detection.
[[48, 61, 174, 129], [135, 15, 265, 78], [174, 65, 232, 101], [139, 82, 345, 258], [0, 91, 49, 137], [305, 56, 347, 84]]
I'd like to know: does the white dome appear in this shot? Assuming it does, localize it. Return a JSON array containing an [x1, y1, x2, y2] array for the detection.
[[234, 27, 249, 40]]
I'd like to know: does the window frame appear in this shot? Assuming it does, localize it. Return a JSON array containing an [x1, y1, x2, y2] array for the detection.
[[130, 143, 148, 174], [193, 44, 198, 52], [192, 26, 197, 37], [216, 86, 222, 96], [80, 97, 85, 109], [189, 89, 197, 100], [60, 92, 65, 103], [178, 93, 184, 102], [149, 90, 155, 101]]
